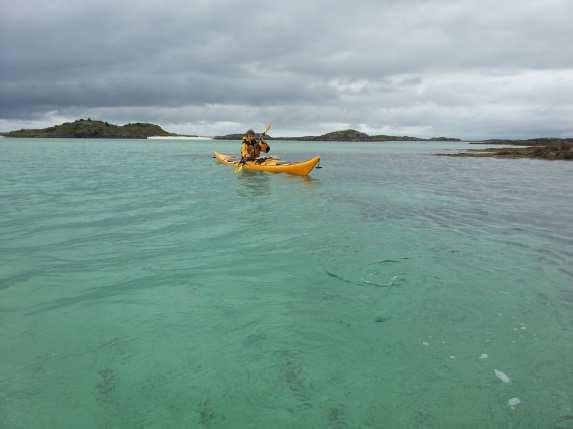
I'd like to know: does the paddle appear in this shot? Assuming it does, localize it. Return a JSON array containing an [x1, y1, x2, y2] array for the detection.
[[259, 122, 272, 146], [235, 123, 272, 173]]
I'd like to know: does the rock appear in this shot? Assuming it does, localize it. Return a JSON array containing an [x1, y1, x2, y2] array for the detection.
[[437, 141, 573, 161], [494, 369, 511, 383], [508, 397, 521, 409]]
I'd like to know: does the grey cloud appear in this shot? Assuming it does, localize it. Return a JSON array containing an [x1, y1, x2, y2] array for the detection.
[[1, 0, 572, 138]]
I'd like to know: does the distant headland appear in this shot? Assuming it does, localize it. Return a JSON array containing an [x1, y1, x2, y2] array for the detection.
[[214, 129, 461, 142], [2, 120, 571, 161], [0, 119, 188, 139], [0, 122, 461, 142]]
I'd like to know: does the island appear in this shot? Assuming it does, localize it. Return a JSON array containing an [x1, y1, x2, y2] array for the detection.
[[437, 138, 573, 161], [0, 119, 185, 139], [5, 121, 569, 161], [214, 129, 461, 142]]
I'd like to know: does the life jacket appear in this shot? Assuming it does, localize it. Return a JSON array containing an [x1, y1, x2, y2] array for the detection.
[[240, 137, 256, 159]]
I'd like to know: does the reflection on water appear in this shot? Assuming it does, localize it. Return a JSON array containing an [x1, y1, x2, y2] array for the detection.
[[236, 171, 272, 198], [235, 171, 319, 198]]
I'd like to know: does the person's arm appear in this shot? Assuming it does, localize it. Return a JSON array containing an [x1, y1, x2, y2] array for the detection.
[[240, 143, 249, 162], [259, 139, 270, 153]]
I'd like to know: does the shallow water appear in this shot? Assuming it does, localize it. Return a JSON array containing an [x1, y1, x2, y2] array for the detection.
[[1, 138, 572, 428]]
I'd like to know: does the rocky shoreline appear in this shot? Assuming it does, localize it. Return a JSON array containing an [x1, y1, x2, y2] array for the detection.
[[469, 138, 572, 147], [438, 139, 573, 161]]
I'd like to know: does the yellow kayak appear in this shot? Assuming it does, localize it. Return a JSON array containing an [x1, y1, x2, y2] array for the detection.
[[213, 151, 320, 176]]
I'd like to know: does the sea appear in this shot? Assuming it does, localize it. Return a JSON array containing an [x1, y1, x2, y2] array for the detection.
[[1, 138, 572, 428]]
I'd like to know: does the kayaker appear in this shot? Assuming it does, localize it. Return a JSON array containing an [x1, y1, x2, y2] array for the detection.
[[240, 129, 257, 162], [240, 129, 271, 163]]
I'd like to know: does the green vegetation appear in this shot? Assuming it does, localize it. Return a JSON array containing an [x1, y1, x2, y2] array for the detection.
[[314, 129, 370, 141], [214, 129, 461, 142], [1, 119, 177, 138]]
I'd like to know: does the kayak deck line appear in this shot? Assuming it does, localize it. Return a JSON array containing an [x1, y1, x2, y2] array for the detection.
[[213, 151, 320, 176]]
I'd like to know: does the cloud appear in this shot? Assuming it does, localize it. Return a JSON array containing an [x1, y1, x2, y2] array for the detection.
[[1, 0, 572, 138]]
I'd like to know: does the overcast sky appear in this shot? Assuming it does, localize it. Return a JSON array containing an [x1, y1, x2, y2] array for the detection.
[[1, 0, 572, 138]]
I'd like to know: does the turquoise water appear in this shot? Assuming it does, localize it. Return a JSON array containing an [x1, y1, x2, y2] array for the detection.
[[1, 138, 572, 428]]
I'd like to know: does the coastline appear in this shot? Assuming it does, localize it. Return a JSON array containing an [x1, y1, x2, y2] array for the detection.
[[147, 136, 212, 140], [437, 141, 573, 161]]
